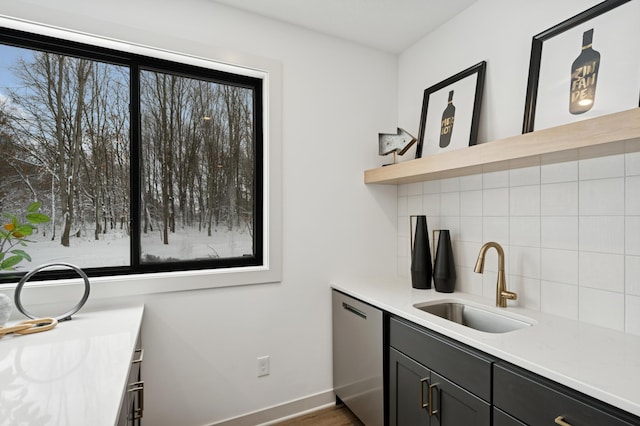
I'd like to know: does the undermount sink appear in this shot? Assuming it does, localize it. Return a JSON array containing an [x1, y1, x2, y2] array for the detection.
[[413, 301, 534, 333]]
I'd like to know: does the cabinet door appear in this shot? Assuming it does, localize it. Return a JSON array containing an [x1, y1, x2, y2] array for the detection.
[[389, 348, 430, 426], [429, 372, 490, 426]]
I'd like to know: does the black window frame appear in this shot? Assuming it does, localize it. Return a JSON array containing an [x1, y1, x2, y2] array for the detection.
[[0, 27, 264, 283]]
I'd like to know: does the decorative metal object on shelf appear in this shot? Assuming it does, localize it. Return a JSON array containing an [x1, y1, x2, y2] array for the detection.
[[378, 127, 416, 165], [410, 215, 432, 289], [14, 262, 90, 321]]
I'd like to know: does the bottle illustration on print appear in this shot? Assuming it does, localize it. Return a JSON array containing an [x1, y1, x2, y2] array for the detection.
[[570, 28, 600, 115], [440, 90, 455, 148]]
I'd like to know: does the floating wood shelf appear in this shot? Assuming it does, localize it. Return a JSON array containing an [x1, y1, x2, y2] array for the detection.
[[364, 108, 640, 184]]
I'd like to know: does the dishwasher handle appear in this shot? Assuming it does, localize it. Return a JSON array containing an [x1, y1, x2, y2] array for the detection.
[[342, 302, 367, 319]]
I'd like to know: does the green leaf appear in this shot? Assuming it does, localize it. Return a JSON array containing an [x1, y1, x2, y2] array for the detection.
[[26, 212, 50, 224], [15, 224, 34, 237], [10, 249, 31, 262], [27, 202, 41, 213], [1, 255, 24, 270]]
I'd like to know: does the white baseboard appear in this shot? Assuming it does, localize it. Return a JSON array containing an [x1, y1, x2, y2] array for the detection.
[[209, 390, 336, 426]]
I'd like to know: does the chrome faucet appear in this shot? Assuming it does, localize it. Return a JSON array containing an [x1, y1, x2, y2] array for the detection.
[[474, 242, 517, 308]]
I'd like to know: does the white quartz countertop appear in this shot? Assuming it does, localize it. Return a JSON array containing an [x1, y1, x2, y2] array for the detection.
[[0, 305, 144, 426], [331, 277, 640, 418]]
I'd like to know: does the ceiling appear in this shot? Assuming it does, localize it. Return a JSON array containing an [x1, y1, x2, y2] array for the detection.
[[209, 0, 478, 53]]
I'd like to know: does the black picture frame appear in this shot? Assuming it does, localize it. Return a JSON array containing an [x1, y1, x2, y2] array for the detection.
[[415, 61, 486, 159], [522, 0, 639, 133]]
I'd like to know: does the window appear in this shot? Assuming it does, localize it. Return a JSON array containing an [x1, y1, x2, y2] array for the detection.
[[0, 27, 264, 282]]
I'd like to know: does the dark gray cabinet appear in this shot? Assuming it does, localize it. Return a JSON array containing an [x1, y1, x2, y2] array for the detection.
[[494, 362, 640, 426], [389, 317, 492, 426]]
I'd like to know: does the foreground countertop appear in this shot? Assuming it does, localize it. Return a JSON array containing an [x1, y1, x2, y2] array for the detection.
[[0, 304, 144, 426], [332, 277, 640, 418]]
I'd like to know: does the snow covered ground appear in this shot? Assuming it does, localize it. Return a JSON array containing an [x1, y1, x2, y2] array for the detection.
[[11, 226, 252, 271]]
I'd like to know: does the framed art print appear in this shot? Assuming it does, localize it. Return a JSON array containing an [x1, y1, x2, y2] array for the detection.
[[416, 61, 486, 158], [522, 0, 640, 133]]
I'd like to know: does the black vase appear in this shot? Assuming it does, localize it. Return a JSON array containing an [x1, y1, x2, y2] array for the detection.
[[410, 215, 432, 289], [433, 230, 456, 293]]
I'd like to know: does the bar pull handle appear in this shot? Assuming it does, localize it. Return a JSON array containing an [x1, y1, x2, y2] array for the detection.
[[555, 416, 571, 426], [128, 380, 144, 420], [428, 382, 439, 416], [133, 348, 144, 364], [342, 302, 366, 319], [419, 378, 429, 409]]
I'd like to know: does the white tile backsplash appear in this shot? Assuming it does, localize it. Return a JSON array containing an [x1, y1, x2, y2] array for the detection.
[[541, 216, 578, 250], [579, 178, 624, 215], [579, 216, 625, 254], [579, 287, 625, 331], [397, 153, 640, 333], [510, 185, 540, 216], [579, 154, 625, 180], [578, 252, 625, 293], [541, 182, 578, 216]]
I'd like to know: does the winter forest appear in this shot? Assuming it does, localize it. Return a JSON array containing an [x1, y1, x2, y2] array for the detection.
[[0, 43, 257, 273]]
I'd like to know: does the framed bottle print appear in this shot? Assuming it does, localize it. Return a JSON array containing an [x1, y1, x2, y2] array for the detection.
[[522, 0, 640, 133], [415, 61, 486, 158]]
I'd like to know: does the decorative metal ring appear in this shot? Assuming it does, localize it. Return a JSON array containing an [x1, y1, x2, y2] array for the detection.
[[14, 263, 90, 321]]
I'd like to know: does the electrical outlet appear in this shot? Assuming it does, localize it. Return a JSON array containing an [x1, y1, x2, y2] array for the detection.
[[257, 356, 270, 377]]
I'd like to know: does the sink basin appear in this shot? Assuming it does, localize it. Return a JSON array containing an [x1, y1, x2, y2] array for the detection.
[[413, 301, 533, 333]]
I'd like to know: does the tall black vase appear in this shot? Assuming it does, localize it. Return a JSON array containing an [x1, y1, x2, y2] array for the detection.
[[410, 215, 432, 289], [433, 230, 456, 293]]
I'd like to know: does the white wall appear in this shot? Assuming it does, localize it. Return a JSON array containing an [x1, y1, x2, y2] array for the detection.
[[0, 1, 398, 424], [396, 0, 640, 334]]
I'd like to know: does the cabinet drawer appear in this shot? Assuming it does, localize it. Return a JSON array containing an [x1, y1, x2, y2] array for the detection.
[[389, 316, 494, 401], [494, 363, 640, 426]]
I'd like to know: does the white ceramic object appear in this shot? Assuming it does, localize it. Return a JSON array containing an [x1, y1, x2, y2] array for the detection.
[[0, 293, 12, 327]]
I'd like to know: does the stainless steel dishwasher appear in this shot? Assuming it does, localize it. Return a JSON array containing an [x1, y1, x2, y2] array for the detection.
[[332, 289, 383, 426]]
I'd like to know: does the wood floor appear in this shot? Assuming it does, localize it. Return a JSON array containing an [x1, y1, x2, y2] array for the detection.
[[274, 405, 364, 426]]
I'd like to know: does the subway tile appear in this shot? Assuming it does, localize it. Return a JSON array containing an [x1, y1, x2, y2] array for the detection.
[[579, 251, 625, 292], [627, 255, 640, 296], [482, 271, 499, 300], [579, 287, 624, 331], [541, 248, 578, 285], [440, 192, 460, 216], [510, 216, 540, 248], [541, 281, 578, 320], [456, 266, 483, 296], [483, 216, 509, 244], [627, 176, 640, 215], [541, 182, 578, 216], [398, 235, 409, 258], [579, 178, 624, 215], [510, 185, 540, 216], [541, 216, 578, 250], [454, 240, 482, 269], [424, 193, 440, 218], [626, 216, 640, 256], [627, 151, 640, 176], [509, 245, 540, 279], [460, 190, 482, 216], [579, 154, 625, 180], [408, 182, 423, 196], [460, 174, 483, 191], [398, 195, 408, 217], [626, 295, 640, 336], [483, 170, 509, 189], [440, 177, 460, 193], [398, 184, 409, 197], [408, 195, 423, 216], [508, 275, 541, 310], [440, 216, 460, 236], [423, 180, 441, 194], [483, 188, 509, 216], [460, 217, 483, 243], [579, 216, 625, 254], [541, 160, 578, 184], [510, 166, 540, 187]]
